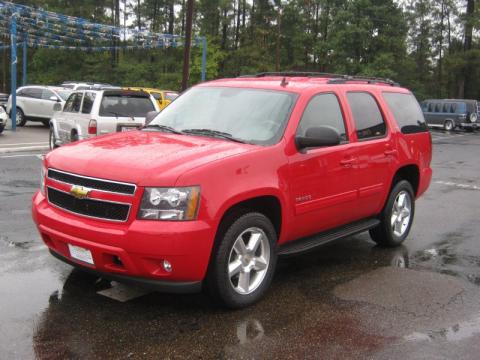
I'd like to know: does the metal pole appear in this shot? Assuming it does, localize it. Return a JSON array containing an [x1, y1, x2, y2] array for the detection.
[[22, 40, 27, 86], [181, 0, 194, 91], [201, 37, 207, 82], [10, 14, 17, 131]]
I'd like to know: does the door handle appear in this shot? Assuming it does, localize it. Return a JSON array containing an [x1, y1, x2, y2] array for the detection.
[[340, 158, 357, 167], [384, 149, 398, 156]]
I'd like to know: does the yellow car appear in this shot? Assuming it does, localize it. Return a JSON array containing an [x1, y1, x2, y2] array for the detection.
[[123, 87, 179, 110]]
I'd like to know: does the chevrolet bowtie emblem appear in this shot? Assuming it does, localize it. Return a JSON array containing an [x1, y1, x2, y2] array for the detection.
[[70, 185, 91, 199]]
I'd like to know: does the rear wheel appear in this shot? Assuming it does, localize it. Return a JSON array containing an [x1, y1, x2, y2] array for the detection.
[[71, 131, 79, 143], [206, 212, 277, 308], [444, 120, 454, 131], [370, 180, 415, 247]]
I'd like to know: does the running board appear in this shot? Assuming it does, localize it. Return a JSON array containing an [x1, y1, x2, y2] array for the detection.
[[277, 218, 380, 256]]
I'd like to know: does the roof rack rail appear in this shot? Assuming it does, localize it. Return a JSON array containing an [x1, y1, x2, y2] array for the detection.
[[238, 72, 346, 78], [238, 72, 399, 86]]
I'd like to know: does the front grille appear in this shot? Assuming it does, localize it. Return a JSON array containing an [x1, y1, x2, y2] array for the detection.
[[48, 169, 135, 195], [47, 187, 130, 221]]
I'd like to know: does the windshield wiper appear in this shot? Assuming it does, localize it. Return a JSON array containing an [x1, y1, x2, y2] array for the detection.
[[181, 128, 246, 143], [143, 124, 184, 134], [107, 111, 134, 121]]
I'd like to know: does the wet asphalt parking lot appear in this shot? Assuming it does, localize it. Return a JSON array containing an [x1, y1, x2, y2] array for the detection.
[[1, 129, 480, 359]]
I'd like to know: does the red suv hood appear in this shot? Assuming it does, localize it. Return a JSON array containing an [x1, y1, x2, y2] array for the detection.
[[46, 131, 256, 186]]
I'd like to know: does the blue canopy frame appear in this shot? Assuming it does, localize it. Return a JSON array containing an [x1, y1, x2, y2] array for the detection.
[[0, 1, 207, 131]]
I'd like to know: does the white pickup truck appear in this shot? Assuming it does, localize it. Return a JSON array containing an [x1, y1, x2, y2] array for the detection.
[[49, 89, 160, 149]]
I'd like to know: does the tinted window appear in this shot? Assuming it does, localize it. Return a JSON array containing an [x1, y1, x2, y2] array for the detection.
[[21, 88, 42, 99], [347, 92, 386, 140], [442, 103, 450, 113], [435, 103, 442, 112], [63, 93, 83, 113], [456, 102, 467, 113], [297, 93, 347, 141], [383, 93, 428, 134], [76, 86, 91, 90], [151, 92, 162, 100], [99, 95, 155, 117], [41, 89, 56, 101], [81, 92, 96, 114], [428, 103, 434, 112]]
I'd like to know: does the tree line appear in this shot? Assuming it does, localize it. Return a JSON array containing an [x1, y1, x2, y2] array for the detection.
[[5, 0, 480, 100]]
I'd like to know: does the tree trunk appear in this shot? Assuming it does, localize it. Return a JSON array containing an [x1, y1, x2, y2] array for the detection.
[[461, 0, 474, 98], [168, 0, 174, 35]]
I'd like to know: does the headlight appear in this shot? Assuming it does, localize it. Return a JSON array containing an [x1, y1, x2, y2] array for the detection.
[[0, 106, 4, 114], [40, 164, 46, 196], [138, 187, 200, 221]]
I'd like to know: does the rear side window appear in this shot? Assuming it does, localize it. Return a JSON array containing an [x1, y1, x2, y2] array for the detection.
[[443, 103, 451, 113], [99, 95, 155, 117], [81, 92, 96, 114], [21, 88, 42, 99], [347, 92, 386, 140], [297, 93, 347, 141], [151, 92, 162, 100], [435, 103, 442, 112], [383, 93, 428, 134], [428, 103, 434, 112], [451, 103, 457, 113], [63, 93, 83, 113], [41, 89, 56, 101]]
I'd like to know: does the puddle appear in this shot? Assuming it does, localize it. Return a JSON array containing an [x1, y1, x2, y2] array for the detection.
[[411, 232, 480, 287], [405, 313, 480, 342]]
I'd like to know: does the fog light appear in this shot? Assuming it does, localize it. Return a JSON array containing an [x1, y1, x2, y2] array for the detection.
[[163, 260, 172, 272]]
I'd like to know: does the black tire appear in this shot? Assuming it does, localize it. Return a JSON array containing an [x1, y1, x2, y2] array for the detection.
[[13, 107, 26, 127], [206, 212, 277, 309], [369, 180, 415, 247], [49, 127, 58, 149], [42, 119, 50, 127], [71, 131, 79, 142], [444, 120, 454, 131], [0, 124, 4, 134]]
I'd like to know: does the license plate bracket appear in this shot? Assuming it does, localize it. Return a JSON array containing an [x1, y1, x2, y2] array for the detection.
[[68, 244, 94, 265]]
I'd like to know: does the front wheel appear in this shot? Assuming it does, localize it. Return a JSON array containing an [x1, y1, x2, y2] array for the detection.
[[49, 127, 58, 149], [206, 212, 277, 308], [13, 108, 26, 127], [370, 180, 415, 247]]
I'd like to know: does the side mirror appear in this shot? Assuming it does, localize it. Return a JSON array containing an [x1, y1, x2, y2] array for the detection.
[[295, 126, 341, 150], [53, 103, 62, 112], [145, 110, 160, 125], [49, 95, 60, 102]]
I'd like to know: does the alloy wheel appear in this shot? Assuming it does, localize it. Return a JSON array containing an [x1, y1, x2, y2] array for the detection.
[[228, 227, 270, 295], [391, 191, 412, 237]]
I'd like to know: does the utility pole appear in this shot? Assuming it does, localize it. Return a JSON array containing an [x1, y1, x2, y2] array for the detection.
[[181, 0, 194, 92]]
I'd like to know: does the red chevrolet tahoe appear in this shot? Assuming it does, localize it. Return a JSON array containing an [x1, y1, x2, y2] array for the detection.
[[32, 73, 432, 308]]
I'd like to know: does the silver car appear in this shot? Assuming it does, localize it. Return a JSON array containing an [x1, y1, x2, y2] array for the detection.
[[6, 86, 72, 127], [49, 89, 160, 149]]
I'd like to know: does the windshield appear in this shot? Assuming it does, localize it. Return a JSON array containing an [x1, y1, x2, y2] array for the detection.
[[148, 87, 297, 145], [99, 95, 155, 117], [57, 90, 72, 100]]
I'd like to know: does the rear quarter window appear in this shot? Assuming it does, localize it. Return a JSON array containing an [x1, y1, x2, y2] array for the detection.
[[383, 92, 428, 134]]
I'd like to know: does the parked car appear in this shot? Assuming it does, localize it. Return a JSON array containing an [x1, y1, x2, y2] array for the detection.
[[6, 86, 72, 127], [124, 87, 179, 110], [421, 99, 478, 131], [49, 89, 160, 149], [0, 105, 8, 134], [0, 92, 9, 110], [60, 81, 115, 90], [33, 73, 432, 308]]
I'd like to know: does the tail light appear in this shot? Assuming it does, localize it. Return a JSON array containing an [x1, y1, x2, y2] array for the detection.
[[88, 119, 97, 135]]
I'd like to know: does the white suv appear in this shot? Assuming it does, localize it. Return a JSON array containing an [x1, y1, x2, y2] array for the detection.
[[49, 89, 160, 149], [6, 86, 72, 127]]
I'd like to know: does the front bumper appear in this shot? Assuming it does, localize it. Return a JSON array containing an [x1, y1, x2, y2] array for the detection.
[[459, 122, 478, 129], [32, 191, 216, 292]]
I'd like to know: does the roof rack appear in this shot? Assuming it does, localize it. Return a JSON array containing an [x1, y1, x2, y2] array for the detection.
[[238, 72, 399, 86]]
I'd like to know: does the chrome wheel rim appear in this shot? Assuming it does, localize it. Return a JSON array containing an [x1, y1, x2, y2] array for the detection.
[[228, 227, 270, 295], [391, 191, 412, 237], [16, 112, 22, 125], [49, 130, 55, 149], [445, 121, 453, 131]]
